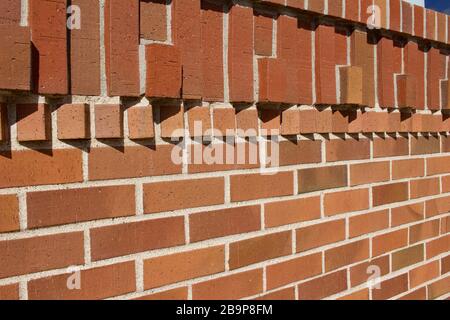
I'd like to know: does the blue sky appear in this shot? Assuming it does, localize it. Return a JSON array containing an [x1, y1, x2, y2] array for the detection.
[[426, 0, 450, 13]]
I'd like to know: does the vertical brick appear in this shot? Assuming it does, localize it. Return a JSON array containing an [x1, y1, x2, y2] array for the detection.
[[0, 194, 19, 233], [70, 0, 101, 95], [427, 47, 446, 111], [30, 0, 68, 94], [437, 12, 447, 43], [377, 37, 402, 108], [258, 59, 286, 103], [401, 1, 412, 34], [339, 66, 363, 105], [254, 12, 273, 56], [57, 104, 90, 140], [414, 5, 424, 38], [281, 109, 300, 135], [328, 0, 343, 17], [127, 105, 154, 139], [374, 0, 388, 29], [228, 5, 254, 102], [351, 30, 375, 107], [426, 9, 436, 40], [94, 104, 123, 139], [140, 0, 167, 41], [345, 0, 359, 21], [16, 104, 51, 142], [389, 0, 401, 32], [405, 41, 425, 110], [104, 0, 140, 96]]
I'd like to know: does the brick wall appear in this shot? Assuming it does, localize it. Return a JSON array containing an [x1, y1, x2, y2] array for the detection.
[[0, 0, 449, 300]]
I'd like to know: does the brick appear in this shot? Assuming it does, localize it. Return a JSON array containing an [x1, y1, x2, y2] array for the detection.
[[187, 105, 211, 137], [201, 0, 224, 101], [373, 136, 409, 158], [0, 194, 19, 233], [259, 108, 280, 134], [426, 235, 450, 259], [296, 18, 313, 104], [392, 202, 424, 227], [427, 48, 446, 111], [192, 269, 263, 300], [298, 270, 347, 300], [437, 12, 447, 43], [213, 108, 236, 136], [230, 172, 293, 202], [298, 165, 348, 193], [299, 109, 332, 133], [266, 253, 322, 290], [277, 140, 321, 166], [27, 185, 135, 229], [374, 0, 388, 29], [389, 0, 401, 32], [401, 1, 413, 34], [28, 262, 136, 300], [255, 287, 296, 300], [57, 104, 90, 140], [410, 261, 440, 289], [296, 219, 346, 252], [331, 110, 349, 133], [0, 103, 8, 141], [328, 0, 343, 17], [443, 256, 450, 274], [360, 0, 372, 25], [258, 59, 286, 103], [427, 156, 450, 176], [94, 104, 123, 139], [349, 210, 389, 238], [372, 228, 408, 256], [189, 206, 261, 242], [410, 177, 440, 199], [372, 274, 408, 300], [254, 12, 273, 56], [286, 0, 304, 9], [16, 103, 51, 142], [159, 104, 185, 138], [414, 5, 424, 37], [350, 30, 375, 107], [325, 239, 370, 271], [324, 188, 369, 216], [425, 9, 436, 40], [0, 232, 84, 279], [344, 0, 359, 21], [70, 0, 101, 95], [281, 109, 300, 135], [338, 289, 369, 300], [0, 149, 82, 188], [442, 216, 450, 234], [350, 255, 390, 287], [397, 75, 417, 109], [264, 196, 321, 228], [339, 66, 363, 105], [373, 182, 408, 207], [426, 196, 450, 218], [228, 5, 254, 102], [308, 0, 324, 13], [392, 244, 424, 271], [90, 217, 185, 261], [229, 232, 292, 269], [400, 287, 427, 300], [392, 158, 425, 180], [326, 139, 370, 162], [350, 161, 390, 186], [443, 176, 450, 193], [236, 108, 258, 137], [140, 0, 167, 41], [0, 25, 31, 91], [410, 220, 440, 244], [377, 37, 402, 108], [136, 287, 188, 300], [144, 246, 225, 289], [427, 276, 450, 299], [127, 105, 154, 139], [0, 0, 21, 24], [89, 145, 180, 181], [143, 177, 224, 213], [405, 41, 425, 109], [0, 284, 19, 300], [146, 44, 182, 98], [30, 0, 67, 94]]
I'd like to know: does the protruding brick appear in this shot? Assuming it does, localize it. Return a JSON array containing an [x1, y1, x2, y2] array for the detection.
[[401, 1, 413, 34], [213, 108, 236, 136], [344, 0, 359, 21], [254, 12, 273, 56], [57, 104, 90, 140], [405, 42, 425, 109], [281, 109, 300, 135], [259, 107, 280, 135], [127, 105, 154, 139], [0, 0, 21, 24], [351, 30, 375, 107], [427, 47, 446, 111], [299, 109, 332, 133], [378, 37, 402, 108], [437, 12, 447, 43], [16, 103, 51, 142], [0, 194, 19, 233], [236, 108, 258, 137], [258, 59, 286, 103], [396, 74, 417, 109], [94, 104, 123, 139], [339, 66, 363, 105], [308, 0, 324, 13], [159, 104, 184, 138], [140, 0, 167, 41], [389, 0, 401, 32], [328, 0, 343, 17], [425, 9, 436, 40], [413, 5, 424, 37]]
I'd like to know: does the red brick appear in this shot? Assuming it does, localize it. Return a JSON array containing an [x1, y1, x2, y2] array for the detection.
[[30, 0, 67, 94], [308, 0, 324, 13], [325, 239, 370, 271], [397, 75, 417, 110], [254, 12, 273, 56], [414, 5, 424, 37], [392, 158, 425, 180], [27, 185, 136, 229], [340, 66, 363, 105], [326, 138, 370, 162], [344, 0, 359, 21], [0, 25, 31, 91], [410, 261, 440, 289], [193, 269, 263, 300], [28, 262, 136, 300], [350, 161, 390, 186], [0, 0, 21, 24], [298, 270, 347, 300], [372, 228, 408, 256], [338, 289, 370, 300], [443, 176, 450, 193], [104, 0, 140, 96], [296, 219, 346, 252], [392, 202, 424, 227], [16, 103, 51, 142], [328, 0, 343, 17], [405, 41, 425, 110], [144, 246, 225, 289], [127, 105, 154, 139], [401, 1, 413, 34], [201, 0, 224, 101], [136, 287, 188, 300], [437, 12, 447, 43], [187, 105, 211, 137], [0, 194, 19, 233], [350, 255, 390, 287], [373, 136, 409, 158], [298, 165, 347, 193], [228, 5, 254, 102], [189, 206, 261, 242], [351, 30, 375, 107], [57, 104, 90, 140], [90, 217, 185, 261], [212, 108, 235, 136], [377, 37, 402, 108], [372, 274, 408, 300], [427, 156, 450, 176], [392, 244, 424, 271], [258, 59, 286, 103], [70, 0, 100, 95], [374, 0, 388, 28], [235, 108, 258, 137], [286, 0, 304, 9], [331, 110, 349, 133], [0, 149, 82, 188], [277, 140, 322, 166], [426, 196, 450, 218], [94, 104, 123, 139], [145, 44, 182, 98], [255, 287, 296, 300], [0, 232, 84, 278], [389, 0, 401, 32], [140, 0, 167, 41], [425, 9, 436, 40], [410, 177, 440, 199], [426, 235, 450, 259], [0, 284, 19, 300], [88, 145, 180, 181], [400, 287, 427, 300], [410, 219, 440, 244], [427, 47, 446, 111], [299, 109, 332, 133], [443, 255, 450, 274], [229, 232, 292, 269], [349, 210, 389, 238], [360, 0, 372, 25], [324, 188, 369, 216], [427, 276, 450, 299], [159, 103, 185, 138], [143, 177, 224, 213], [230, 172, 293, 202], [373, 182, 409, 207], [265, 196, 321, 228], [266, 253, 322, 290], [281, 109, 300, 135]]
